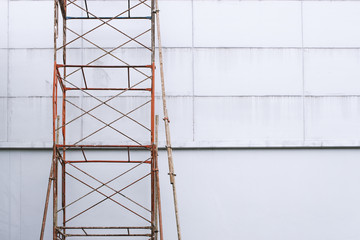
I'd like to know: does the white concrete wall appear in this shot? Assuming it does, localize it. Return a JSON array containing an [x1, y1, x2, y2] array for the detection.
[[1, 149, 360, 240], [2, 0, 360, 148], [2, 1, 360, 240]]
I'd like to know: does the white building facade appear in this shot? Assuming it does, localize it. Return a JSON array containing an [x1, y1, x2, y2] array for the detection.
[[1, 0, 360, 239]]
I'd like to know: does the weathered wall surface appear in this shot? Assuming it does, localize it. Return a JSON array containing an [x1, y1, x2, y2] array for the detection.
[[1, 1, 360, 240], [2, 0, 360, 148], [1, 149, 360, 240]]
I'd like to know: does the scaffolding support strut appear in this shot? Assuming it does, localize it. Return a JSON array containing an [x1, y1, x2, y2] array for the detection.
[[155, 0, 182, 239]]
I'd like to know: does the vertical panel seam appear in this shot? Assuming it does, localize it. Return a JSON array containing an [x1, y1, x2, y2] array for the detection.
[[191, 0, 195, 142], [6, 0, 9, 142], [301, 1, 306, 143]]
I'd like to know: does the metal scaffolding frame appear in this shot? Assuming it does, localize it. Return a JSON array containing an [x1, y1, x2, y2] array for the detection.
[[41, 0, 164, 239]]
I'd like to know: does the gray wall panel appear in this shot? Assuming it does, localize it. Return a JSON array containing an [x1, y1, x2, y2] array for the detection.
[[2, 1, 360, 148], [193, 1, 302, 47], [303, 2, 360, 47], [2, 149, 360, 240]]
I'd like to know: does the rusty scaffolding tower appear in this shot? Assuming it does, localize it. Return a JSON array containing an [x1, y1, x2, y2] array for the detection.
[[41, 0, 164, 239]]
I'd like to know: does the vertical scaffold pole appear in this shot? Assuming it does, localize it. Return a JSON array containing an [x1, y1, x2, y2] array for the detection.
[[154, 1, 182, 239], [154, 115, 164, 240], [40, 116, 60, 240]]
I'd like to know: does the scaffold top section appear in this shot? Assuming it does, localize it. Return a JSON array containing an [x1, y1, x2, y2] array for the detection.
[[58, 0, 152, 20], [53, 0, 156, 147], [55, 0, 154, 67]]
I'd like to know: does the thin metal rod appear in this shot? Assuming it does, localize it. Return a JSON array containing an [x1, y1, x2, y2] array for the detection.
[[127, 67, 131, 88], [63, 26, 152, 79], [80, 67, 88, 89], [155, 0, 182, 239], [52, 150, 58, 240], [58, 226, 151, 229], [139, 0, 151, 9], [57, 144, 151, 149], [56, 74, 150, 132], [58, 0, 66, 18], [66, 16, 151, 20], [154, 116, 158, 240], [83, 0, 89, 18], [68, 162, 151, 212], [66, 14, 151, 52], [65, 173, 151, 223], [80, 147, 87, 161], [128, 0, 130, 18], [56, 75, 151, 137], [65, 99, 144, 146], [63, 28, 151, 79], [65, 87, 150, 91], [60, 65, 152, 68], [40, 116, 59, 240], [61, 11, 67, 233], [154, 115, 164, 240], [65, 97, 151, 140], [57, 157, 150, 212], [65, 233, 151, 237], [65, 171, 150, 222], [66, 0, 77, 7], [52, 61, 59, 240], [66, 160, 151, 164], [57, 0, 148, 51], [39, 157, 52, 240]]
